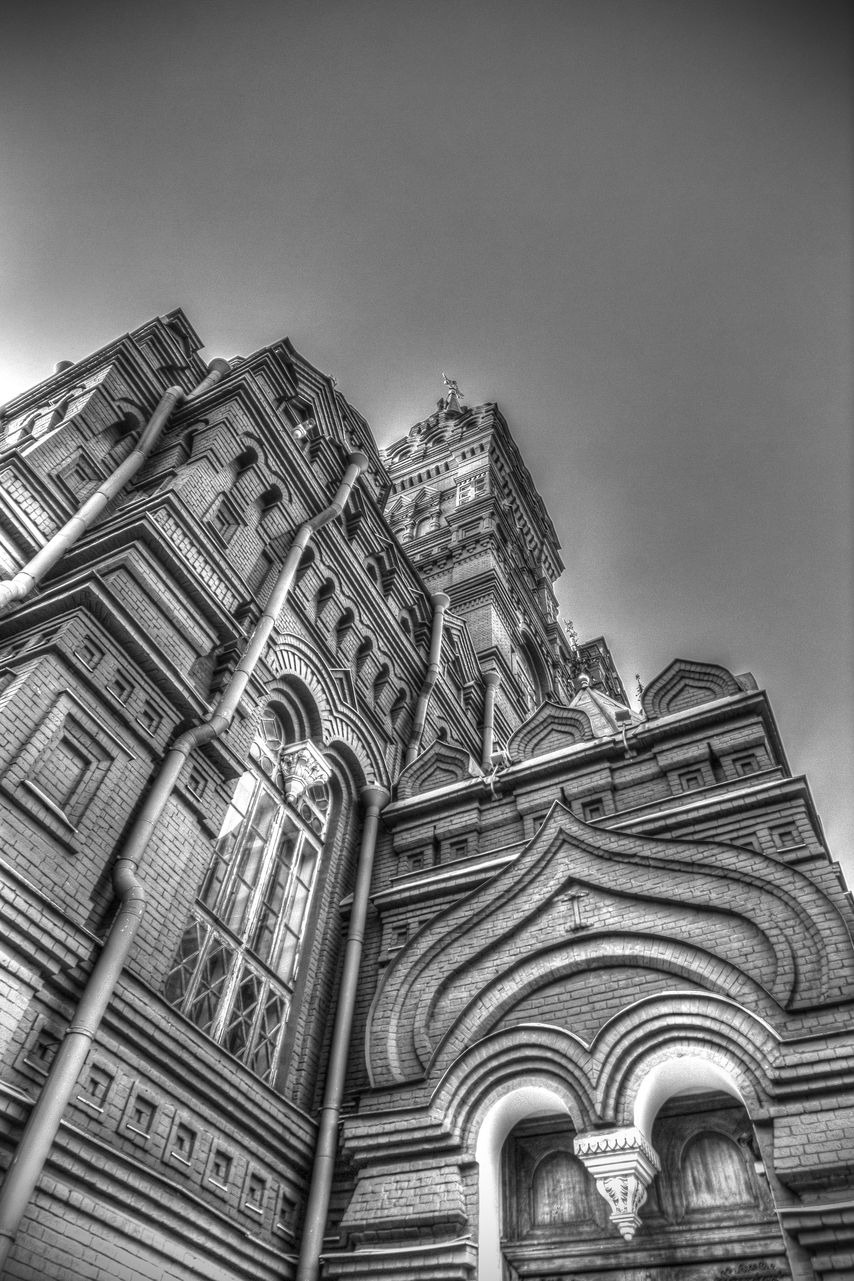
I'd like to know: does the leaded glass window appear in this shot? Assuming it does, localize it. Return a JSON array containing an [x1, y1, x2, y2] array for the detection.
[[165, 711, 330, 1085]]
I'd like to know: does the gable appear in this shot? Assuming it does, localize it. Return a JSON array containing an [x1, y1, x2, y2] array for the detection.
[[367, 804, 854, 1086], [507, 699, 594, 760], [642, 659, 742, 719], [396, 739, 482, 800]]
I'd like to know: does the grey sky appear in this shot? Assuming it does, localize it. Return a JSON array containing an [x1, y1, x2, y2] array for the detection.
[[2, 1, 851, 874]]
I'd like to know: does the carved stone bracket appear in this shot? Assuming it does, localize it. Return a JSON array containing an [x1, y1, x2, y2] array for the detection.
[[573, 1126, 660, 1240]]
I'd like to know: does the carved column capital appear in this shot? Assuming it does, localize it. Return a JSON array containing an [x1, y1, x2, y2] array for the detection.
[[573, 1126, 660, 1240]]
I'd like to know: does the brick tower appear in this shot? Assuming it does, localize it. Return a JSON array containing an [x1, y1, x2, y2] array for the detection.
[[383, 382, 626, 742], [0, 312, 851, 1281]]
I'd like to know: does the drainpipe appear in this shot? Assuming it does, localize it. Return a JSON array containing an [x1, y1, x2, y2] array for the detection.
[[296, 784, 389, 1281], [480, 670, 501, 771], [0, 451, 368, 1271], [404, 592, 450, 765], [0, 359, 231, 614]]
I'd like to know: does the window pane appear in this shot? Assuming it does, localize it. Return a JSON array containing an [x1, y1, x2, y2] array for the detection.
[[273, 928, 300, 985], [251, 815, 299, 963], [164, 920, 204, 1006], [250, 989, 288, 1083], [200, 771, 260, 910], [222, 966, 262, 1059], [286, 869, 313, 937], [221, 826, 266, 932], [186, 937, 233, 1033]]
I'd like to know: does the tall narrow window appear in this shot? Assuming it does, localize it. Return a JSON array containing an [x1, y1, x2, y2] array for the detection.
[[165, 711, 331, 1085]]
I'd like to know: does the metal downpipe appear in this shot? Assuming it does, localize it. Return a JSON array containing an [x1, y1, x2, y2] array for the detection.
[[0, 359, 230, 615], [0, 451, 367, 1272], [295, 784, 389, 1281], [404, 592, 450, 765], [480, 670, 501, 770]]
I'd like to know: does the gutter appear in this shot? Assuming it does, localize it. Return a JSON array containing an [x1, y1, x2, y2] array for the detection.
[[404, 592, 450, 765], [295, 784, 389, 1281], [480, 670, 500, 769], [0, 450, 368, 1271], [0, 359, 231, 614]]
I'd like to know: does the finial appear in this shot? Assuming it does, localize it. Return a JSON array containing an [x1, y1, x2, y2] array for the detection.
[[441, 372, 463, 415], [564, 619, 580, 654], [635, 673, 644, 703]]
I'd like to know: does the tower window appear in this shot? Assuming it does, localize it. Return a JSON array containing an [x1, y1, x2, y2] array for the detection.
[[137, 700, 162, 735], [208, 496, 241, 546], [187, 767, 208, 801], [678, 769, 704, 792], [24, 1026, 61, 1077], [171, 1122, 197, 1167], [126, 1095, 155, 1138], [164, 713, 331, 1086], [209, 1148, 233, 1190], [581, 798, 605, 822], [244, 1172, 268, 1215], [733, 753, 760, 776], [414, 515, 437, 538], [107, 671, 134, 704], [81, 1064, 113, 1106], [770, 823, 800, 850], [58, 452, 98, 496], [457, 472, 486, 504], [74, 635, 105, 670]]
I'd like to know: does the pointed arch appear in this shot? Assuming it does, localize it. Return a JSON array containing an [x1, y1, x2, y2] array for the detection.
[[507, 699, 594, 759], [642, 659, 743, 719]]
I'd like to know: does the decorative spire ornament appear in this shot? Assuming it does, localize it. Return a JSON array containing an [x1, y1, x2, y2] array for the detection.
[[441, 372, 463, 415]]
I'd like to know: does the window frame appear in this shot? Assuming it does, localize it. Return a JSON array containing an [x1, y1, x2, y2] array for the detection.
[[165, 714, 330, 1085]]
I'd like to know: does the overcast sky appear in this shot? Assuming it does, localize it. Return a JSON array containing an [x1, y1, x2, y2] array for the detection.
[[2, 1, 851, 876]]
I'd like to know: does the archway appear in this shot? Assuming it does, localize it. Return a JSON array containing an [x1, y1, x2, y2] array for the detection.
[[475, 1086, 572, 1281]]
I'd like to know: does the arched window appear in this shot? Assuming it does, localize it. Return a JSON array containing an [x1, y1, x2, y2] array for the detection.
[[390, 687, 409, 729], [315, 577, 336, 618], [414, 515, 437, 538], [335, 608, 355, 649], [104, 411, 142, 464], [164, 709, 331, 1085], [355, 636, 373, 676], [234, 447, 258, 477], [373, 664, 391, 705], [259, 484, 283, 514]]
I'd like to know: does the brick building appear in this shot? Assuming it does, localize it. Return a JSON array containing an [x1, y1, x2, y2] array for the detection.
[[0, 310, 851, 1280]]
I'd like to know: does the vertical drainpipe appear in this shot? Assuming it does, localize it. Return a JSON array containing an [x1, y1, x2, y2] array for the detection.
[[295, 784, 389, 1281], [404, 592, 450, 765], [481, 670, 501, 770], [0, 359, 231, 614], [0, 452, 368, 1272]]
